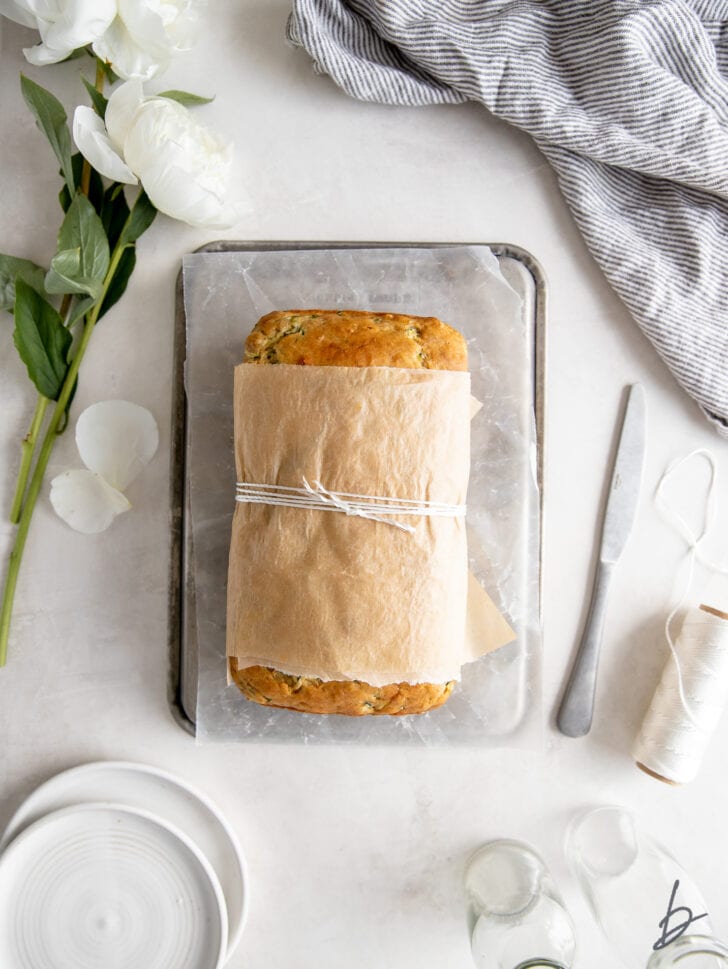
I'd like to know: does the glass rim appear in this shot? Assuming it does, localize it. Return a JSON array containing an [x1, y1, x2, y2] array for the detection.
[[513, 960, 569, 969], [647, 934, 728, 967], [464, 839, 548, 919]]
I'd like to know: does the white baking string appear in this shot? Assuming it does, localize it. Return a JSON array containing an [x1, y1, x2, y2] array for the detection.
[[654, 449, 728, 725], [235, 478, 466, 534], [633, 449, 728, 783]]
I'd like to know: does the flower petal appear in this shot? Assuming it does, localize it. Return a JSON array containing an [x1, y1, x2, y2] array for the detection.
[[39, 0, 115, 54], [50, 470, 131, 534], [123, 99, 234, 228], [138, 153, 233, 227], [73, 106, 138, 184], [93, 0, 203, 82], [118, 0, 176, 62], [18, 0, 58, 16], [0, 0, 39, 28], [23, 43, 70, 65], [105, 78, 146, 153], [76, 400, 159, 492], [93, 17, 165, 82]]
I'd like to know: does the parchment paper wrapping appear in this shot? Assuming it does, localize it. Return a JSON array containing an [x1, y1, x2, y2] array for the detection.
[[182, 245, 542, 745], [227, 364, 510, 684]]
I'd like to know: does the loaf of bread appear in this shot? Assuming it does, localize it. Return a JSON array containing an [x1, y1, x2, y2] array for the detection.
[[229, 309, 468, 716]]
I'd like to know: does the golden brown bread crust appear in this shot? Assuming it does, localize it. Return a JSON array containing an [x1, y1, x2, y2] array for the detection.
[[229, 661, 455, 716], [232, 308, 467, 717], [244, 309, 468, 372]]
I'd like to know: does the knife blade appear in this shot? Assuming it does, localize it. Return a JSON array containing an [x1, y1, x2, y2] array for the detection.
[[556, 383, 647, 737]]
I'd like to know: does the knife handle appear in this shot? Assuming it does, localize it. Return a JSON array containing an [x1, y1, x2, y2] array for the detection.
[[557, 561, 615, 737]]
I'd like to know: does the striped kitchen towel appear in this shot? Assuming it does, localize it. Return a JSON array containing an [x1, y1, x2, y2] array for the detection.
[[288, 0, 728, 434]]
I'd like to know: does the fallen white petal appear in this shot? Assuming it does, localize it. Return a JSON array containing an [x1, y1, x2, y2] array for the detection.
[[73, 106, 138, 184], [76, 400, 159, 492], [50, 470, 131, 534]]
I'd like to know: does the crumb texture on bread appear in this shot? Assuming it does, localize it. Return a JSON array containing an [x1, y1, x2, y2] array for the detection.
[[244, 309, 468, 372], [231, 308, 467, 717]]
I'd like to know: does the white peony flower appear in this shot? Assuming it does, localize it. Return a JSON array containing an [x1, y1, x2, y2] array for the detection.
[[0, 0, 116, 66], [0, 0, 201, 79], [73, 80, 233, 228], [92, 0, 201, 81]]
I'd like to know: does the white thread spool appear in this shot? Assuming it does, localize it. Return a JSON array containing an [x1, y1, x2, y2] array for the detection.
[[634, 603, 728, 785]]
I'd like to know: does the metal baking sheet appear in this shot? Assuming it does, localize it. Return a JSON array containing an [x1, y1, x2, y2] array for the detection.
[[168, 242, 546, 744]]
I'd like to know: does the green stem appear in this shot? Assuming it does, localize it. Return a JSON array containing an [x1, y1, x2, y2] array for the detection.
[[10, 294, 73, 523], [0, 319, 93, 665], [9, 396, 50, 525], [0, 67, 112, 663], [0, 238, 126, 666]]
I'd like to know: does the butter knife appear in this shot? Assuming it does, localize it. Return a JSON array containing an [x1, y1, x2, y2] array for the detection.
[[557, 383, 647, 738]]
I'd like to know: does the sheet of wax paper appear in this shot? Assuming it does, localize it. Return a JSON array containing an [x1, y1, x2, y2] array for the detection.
[[228, 364, 512, 684], [182, 246, 542, 745]]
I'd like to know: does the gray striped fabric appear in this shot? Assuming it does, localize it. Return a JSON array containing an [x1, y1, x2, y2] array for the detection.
[[288, 0, 728, 434]]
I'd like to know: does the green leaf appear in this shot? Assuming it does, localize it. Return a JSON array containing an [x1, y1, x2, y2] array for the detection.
[[81, 75, 108, 119], [97, 190, 149, 321], [13, 279, 72, 400], [95, 57, 119, 85], [101, 183, 130, 250], [20, 74, 75, 196], [158, 90, 215, 107], [119, 191, 157, 246], [59, 153, 103, 213], [66, 296, 96, 327], [58, 193, 106, 256], [98, 245, 136, 320], [45, 194, 110, 299], [46, 248, 104, 300], [0, 255, 47, 312], [59, 48, 87, 63]]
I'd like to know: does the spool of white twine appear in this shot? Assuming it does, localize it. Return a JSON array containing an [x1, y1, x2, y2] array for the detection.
[[633, 449, 728, 786], [634, 604, 728, 785]]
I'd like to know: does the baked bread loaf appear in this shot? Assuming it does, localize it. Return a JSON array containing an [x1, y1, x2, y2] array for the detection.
[[229, 308, 468, 716]]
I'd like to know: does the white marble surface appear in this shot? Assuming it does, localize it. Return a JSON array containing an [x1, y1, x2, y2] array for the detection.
[[1, 4, 728, 967]]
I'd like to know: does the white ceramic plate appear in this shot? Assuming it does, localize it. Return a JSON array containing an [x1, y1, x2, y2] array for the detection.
[[0, 761, 248, 957], [0, 803, 227, 969]]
